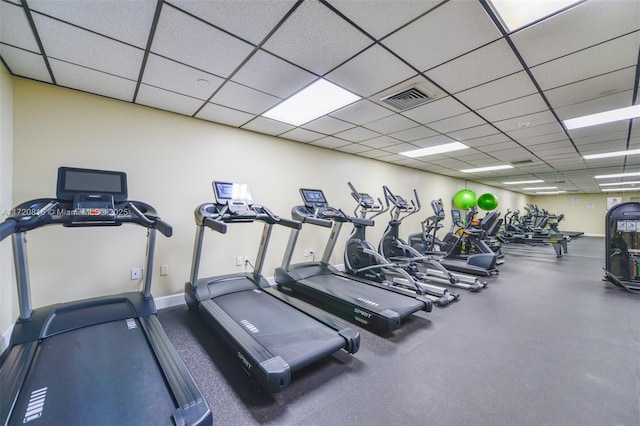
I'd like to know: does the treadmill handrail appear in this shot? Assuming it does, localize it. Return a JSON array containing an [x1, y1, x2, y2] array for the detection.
[[0, 218, 16, 241]]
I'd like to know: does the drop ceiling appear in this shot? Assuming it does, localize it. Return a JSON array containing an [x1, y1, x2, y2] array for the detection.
[[1, 0, 639, 194]]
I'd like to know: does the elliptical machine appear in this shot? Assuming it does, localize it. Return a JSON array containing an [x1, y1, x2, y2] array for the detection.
[[343, 183, 458, 306], [378, 186, 486, 292]]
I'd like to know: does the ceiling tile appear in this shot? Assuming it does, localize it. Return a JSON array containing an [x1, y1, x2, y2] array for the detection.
[[555, 90, 635, 121], [465, 133, 511, 147], [302, 115, 355, 134], [427, 112, 486, 134], [477, 94, 548, 122], [170, 0, 297, 45], [358, 148, 394, 159], [136, 84, 203, 116], [410, 134, 458, 148], [142, 54, 223, 100], [426, 39, 523, 93], [359, 135, 404, 149], [335, 143, 372, 154], [33, 13, 144, 80], [310, 136, 350, 149], [0, 45, 51, 83], [280, 128, 324, 143], [511, 0, 640, 66], [326, 45, 416, 97], [381, 142, 421, 154], [232, 50, 316, 98], [50, 59, 136, 102], [382, 0, 501, 71], [401, 96, 469, 124], [195, 103, 254, 127], [1, 1, 40, 52], [334, 126, 380, 142], [330, 100, 393, 125], [494, 111, 556, 133], [262, 0, 372, 75], [389, 125, 438, 142], [363, 113, 417, 134], [329, 0, 443, 40], [455, 71, 538, 110], [241, 117, 294, 135], [506, 122, 565, 141], [544, 67, 637, 110], [210, 81, 280, 115], [516, 132, 568, 146], [530, 33, 640, 91], [447, 124, 498, 142], [151, 5, 253, 78], [28, 0, 156, 48]]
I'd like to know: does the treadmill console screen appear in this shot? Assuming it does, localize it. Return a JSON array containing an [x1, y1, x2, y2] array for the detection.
[[213, 182, 253, 204], [56, 167, 127, 202], [300, 188, 327, 208], [451, 209, 462, 225]]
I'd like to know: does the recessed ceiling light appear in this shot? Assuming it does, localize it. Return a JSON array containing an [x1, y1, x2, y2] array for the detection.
[[487, 0, 581, 32], [583, 149, 640, 160], [262, 79, 360, 126], [599, 181, 640, 187], [536, 191, 567, 194], [400, 142, 469, 158], [521, 186, 558, 190], [502, 179, 544, 185], [563, 105, 640, 130], [594, 172, 640, 179], [197, 79, 209, 85], [601, 187, 640, 192], [460, 165, 513, 173]]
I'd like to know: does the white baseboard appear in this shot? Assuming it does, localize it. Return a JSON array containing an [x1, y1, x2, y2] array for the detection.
[[583, 233, 605, 238], [1, 324, 13, 355]]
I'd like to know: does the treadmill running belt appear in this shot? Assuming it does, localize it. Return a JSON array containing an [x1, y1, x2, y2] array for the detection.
[[214, 289, 345, 371], [9, 319, 176, 426]]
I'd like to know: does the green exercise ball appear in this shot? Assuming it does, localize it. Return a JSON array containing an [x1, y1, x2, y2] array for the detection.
[[452, 189, 477, 210], [477, 193, 499, 211]]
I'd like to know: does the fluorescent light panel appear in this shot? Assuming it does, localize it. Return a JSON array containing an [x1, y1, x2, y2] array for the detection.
[[502, 179, 544, 185], [488, 0, 581, 32], [601, 187, 640, 192], [594, 172, 640, 179], [262, 79, 360, 126], [583, 148, 640, 160], [564, 105, 640, 130], [599, 181, 640, 187], [521, 186, 558, 190], [536, 191, 567, 194], [460, 165, 513, 173], [400, 142, 469, 158]]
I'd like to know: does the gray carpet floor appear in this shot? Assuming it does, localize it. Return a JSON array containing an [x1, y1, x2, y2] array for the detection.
[[158, 237, 640, 425]]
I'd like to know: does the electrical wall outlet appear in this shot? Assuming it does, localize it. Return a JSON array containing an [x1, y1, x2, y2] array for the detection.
[[236, 256, 244, 266], [131, 268, 142, 280], [304, 249, 314, 257]]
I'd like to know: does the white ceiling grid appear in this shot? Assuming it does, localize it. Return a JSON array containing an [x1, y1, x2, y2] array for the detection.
[[1, 0, 639, 194]]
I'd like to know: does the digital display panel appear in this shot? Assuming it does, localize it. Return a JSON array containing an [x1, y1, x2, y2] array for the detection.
[[56, 167, 127, 201], [300, 188, 327, 205], [213, 181, 252, 203]]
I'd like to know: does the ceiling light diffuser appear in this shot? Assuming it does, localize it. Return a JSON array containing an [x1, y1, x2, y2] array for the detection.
[[400, 142, 469, 158], [599, 181, 640, 187], [521, 186, 558, 190], [564, 105, 640, 130], [583, 149, 640, 160], [262, 79, 360, 126], [594, 172, 640, 179], [601, 187, 640, 192], [502, 179, 544, 185], [488, 0, 581, 32], [460, 165, 513, 173]]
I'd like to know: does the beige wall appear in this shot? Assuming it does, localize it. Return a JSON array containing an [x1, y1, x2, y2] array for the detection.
[[6, 78, 531, 329], [531, 192, 640, 236], [1, 62, 14, 338]]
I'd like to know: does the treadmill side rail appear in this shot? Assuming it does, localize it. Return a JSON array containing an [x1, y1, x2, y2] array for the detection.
[[139, 315, 213, 426], [0, 341, 39, 426], [198, 299, 291, 393]]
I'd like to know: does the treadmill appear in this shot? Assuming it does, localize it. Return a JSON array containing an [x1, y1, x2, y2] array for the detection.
[[184, 182, 359, 393], [274, 188, 432, 332], [0, 167, 211, 426]]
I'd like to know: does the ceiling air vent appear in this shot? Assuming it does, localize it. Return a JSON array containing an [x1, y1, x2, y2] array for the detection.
[[380, 86, 434, 111], [511, 158, 535, 165]]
